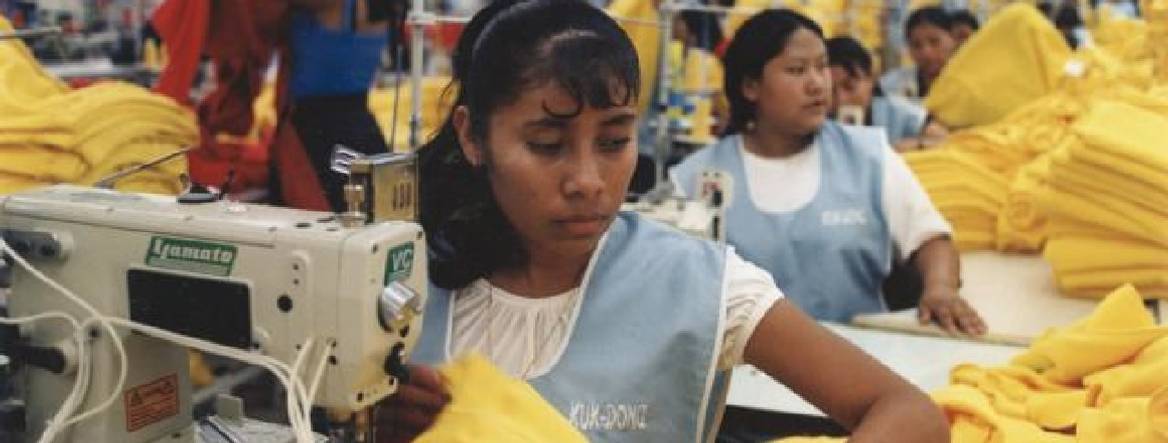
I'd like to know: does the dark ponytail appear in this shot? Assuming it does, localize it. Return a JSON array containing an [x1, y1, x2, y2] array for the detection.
[[418, 0, 641, 289]]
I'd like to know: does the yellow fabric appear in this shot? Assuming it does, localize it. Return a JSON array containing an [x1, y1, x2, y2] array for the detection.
[[1043, 182, 1168, 247], [1077, 388, 1168, 443], [1085, 336, 1168, 406], [931, 385, 1075, 443], [942, 286, 1168, 440], [775, 286, 1168, 442], [1012, 285, 1168, 384], [1073, 100, 1168, 172], [1045, 237, 1168, 274], [996, 152, 1055, 252], [415, 355, 586, 443], [607, 0, 659, 115], [1049, 150, 1168, 217], [367, 76, 454, 151], [0, 16, 194, 196], [925, 3, 1073, 128], [904, 149, 1009, 251]]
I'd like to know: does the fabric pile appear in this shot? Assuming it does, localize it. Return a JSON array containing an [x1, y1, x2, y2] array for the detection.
[[0, 16, 195, 196], [925, 3, 1073, 129], [776, 284, 1168, 443], [903, 3, 1168, 289], [903, 149, 1009, 251], [415, 355, 587, 442], [1040, 100, 1168, 299]]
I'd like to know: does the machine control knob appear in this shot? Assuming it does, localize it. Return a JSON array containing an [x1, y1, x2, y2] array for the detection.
[[378, 282, 420, 330]]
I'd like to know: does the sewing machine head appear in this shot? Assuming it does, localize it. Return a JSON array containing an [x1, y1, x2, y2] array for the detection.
[[0, 184, 426, 442]]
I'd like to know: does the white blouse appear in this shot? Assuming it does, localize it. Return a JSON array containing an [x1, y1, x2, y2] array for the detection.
[[448, 247, 783, 380]]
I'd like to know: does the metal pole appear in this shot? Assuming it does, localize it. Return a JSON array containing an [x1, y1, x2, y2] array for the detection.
[[407, 0, 427, 149], [652, 0, 675, 189], [0, 26, 63, 40]]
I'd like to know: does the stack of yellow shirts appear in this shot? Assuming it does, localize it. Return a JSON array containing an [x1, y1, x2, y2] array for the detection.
[[416, 355, 586, 442], [0, 15, 195, 196], [903, 149, 1009, 251], [925, 3, 1072, 129], [1039, 100, 1168, 299], [775, 284, 1168, 443]]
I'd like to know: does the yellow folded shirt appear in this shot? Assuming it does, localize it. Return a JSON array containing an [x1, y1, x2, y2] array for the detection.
[[1042, 183, 1168, 247], [1073, 100, 1168, 172], [415, 354, 586, 443], [1044, 236, 1168, 274], [0, 173, 50, 195], [1056, 270, 1168, 299], [0, 144, 88, 182], [925, 3, 1072, 128], [1010, 285, 1168, 384], [1049, 151, 1168, 217]]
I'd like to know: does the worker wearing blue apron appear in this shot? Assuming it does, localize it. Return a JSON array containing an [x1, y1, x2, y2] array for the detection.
[[375, 4, 951, 443], [671, 9, 984, 333]]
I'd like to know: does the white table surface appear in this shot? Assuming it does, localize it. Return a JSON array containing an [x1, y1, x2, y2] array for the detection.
[[726, 323, 1022, 416], [852, 251, 1104, 345]]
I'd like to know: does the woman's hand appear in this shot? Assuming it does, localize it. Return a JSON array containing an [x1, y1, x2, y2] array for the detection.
[[918, 288, 986, 335], [374, 365, 451, 443]]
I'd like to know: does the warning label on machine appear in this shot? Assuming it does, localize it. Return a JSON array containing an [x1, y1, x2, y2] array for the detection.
[[124, 374, 179, 432]]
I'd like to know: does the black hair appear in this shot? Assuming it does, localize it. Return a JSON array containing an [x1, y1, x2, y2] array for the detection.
[[905, 6, 953, 36], [721, 9, 823, 135], [1053, 6, 1084, 47], [678, 10, 724, 53], [949, 9, 979, 30], [825, 36, 872, 78], [417, 0, 641, 290], [825, 36, 882, 97]]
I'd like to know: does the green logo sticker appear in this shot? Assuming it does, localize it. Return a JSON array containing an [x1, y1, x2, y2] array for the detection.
[[145, 236, 237, 277], [385, 243, 415, 283]]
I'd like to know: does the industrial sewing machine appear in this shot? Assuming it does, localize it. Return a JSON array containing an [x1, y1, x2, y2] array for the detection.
[[0, 152, 424, 442], [624, 169, 729, 242]]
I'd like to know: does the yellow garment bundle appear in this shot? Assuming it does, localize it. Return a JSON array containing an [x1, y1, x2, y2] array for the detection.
[[776, 285, 1168, 442], [1011, 284, 1167, 384], [904, 149, 1009, 251], [925, 3, 1073, 128], [0, 144, 88, 182], [0, 16, 194, 196], [1056, 270, 1168, 300], [1044, 236, 1168, 274], [996, 152, 1058, 252], [1041, 180, 1168, 248], [1050, 149, 1168, 217], [1073, 100, 1168, 173], [415, 355, 586, 442]]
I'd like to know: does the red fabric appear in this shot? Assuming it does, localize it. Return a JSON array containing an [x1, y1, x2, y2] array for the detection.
[[150, 0, 329, 209], [150, 0, 209, 105]]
